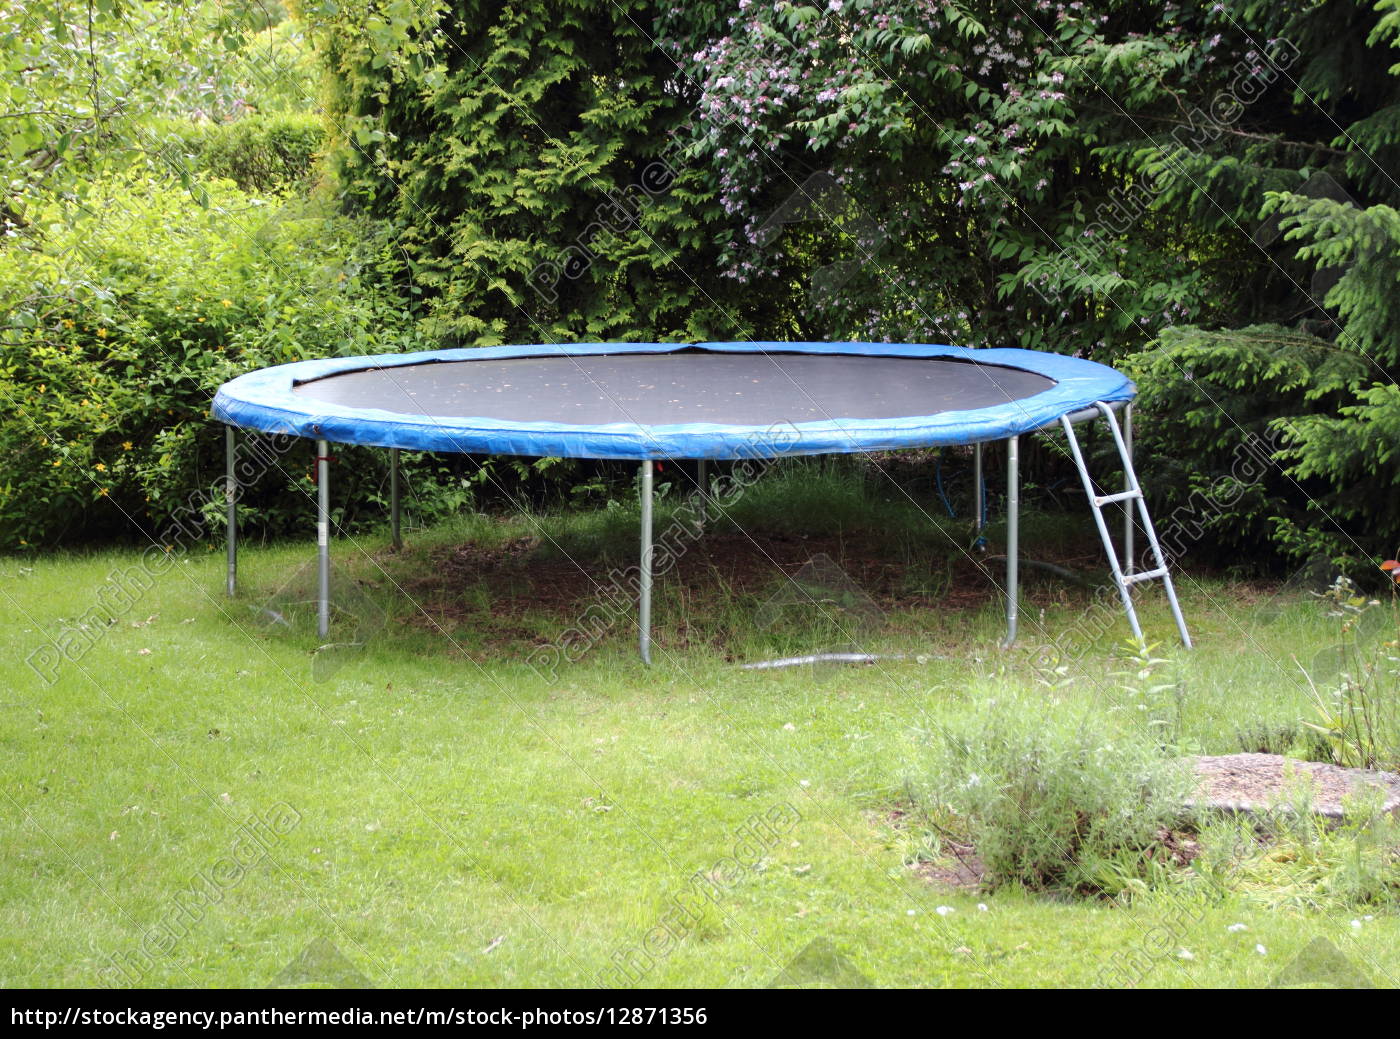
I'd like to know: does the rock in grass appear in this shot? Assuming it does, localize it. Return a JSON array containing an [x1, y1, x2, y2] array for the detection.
[[1187, 753, 1400, 822]]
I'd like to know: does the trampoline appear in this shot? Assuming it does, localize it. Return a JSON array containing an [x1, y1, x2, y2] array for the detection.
[[213, 341, 1192, 660]]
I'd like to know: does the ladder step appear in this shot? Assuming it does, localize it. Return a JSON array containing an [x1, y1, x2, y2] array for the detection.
[[1093, 488, 1142, 507], [1123, 566, 1169, 586], [1058, 401, 1192, 647]]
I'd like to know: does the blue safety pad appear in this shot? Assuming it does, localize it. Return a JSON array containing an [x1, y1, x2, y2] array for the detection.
[[211, 341, 1134, 459]]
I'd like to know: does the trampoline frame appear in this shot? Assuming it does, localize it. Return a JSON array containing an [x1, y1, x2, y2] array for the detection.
[[215, 343, 1192, 661]]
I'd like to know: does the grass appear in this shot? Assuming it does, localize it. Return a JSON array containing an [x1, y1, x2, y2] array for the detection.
[[1, 459, 1397, 988]]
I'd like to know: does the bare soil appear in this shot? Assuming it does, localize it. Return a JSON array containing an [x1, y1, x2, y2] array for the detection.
[[912, 842, 988, 891], [396, 530, 1108, 628]]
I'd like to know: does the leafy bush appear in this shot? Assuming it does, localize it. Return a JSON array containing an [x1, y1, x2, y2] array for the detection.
[[8, 0, 1400, 564], [149, 16, 326, 195], [1122, 325, 1362, 569], [156, 113, 325, 193], [919, 695, 1194, 893], [0, 172, 433, 547], [1191, 795, 1400, 912], [1, 1, 305, 231], [300, 0, 736, 345]]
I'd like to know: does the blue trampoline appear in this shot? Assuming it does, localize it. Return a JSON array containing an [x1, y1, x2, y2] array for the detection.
[[213, 342, 1191, 660]]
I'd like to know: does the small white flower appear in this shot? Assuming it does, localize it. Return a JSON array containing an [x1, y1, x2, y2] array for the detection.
[[936, 905, 954, 916], [977, 903, 989, 912], [907, 909, 917, 916], [1351, 919, 1362, 930], [1255, 944, 1267, 956], [1227, 923, 1248, 933], [1177, 949, 1194, 960]]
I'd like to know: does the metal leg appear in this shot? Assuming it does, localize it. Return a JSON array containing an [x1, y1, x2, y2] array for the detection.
[[1001, 436, 1019, 649], [639, 460, 654, 664], [972, 442, 984, 535], [389, 448, 402, 551], [225, 425, 237, 598], [1123, 403, 1134, 576], [696, 459, 708, 526], [316, 438, 331, 639]]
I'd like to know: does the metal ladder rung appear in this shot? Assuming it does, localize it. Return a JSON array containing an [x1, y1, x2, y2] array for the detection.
[[1122, 566, 1169, 586], [1059, 403, 1192, 649], [1092, 488, 1142, 508]]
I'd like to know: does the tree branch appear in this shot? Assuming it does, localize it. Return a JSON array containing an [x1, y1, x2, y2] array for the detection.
[[1082, 106, 1351, 158]]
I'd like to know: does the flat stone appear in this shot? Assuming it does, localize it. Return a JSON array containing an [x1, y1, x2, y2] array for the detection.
[[1188, 752, 1400, 821]]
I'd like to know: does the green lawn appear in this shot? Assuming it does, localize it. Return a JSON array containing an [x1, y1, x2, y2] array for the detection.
[[2, 468, 1396, 988]]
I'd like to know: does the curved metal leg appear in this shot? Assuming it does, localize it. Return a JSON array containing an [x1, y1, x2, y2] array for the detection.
[[225, 425, 237, 598], [316, 438, 331, 639], [639, 460, 654, 664], [1001, 436, 1019, 649]]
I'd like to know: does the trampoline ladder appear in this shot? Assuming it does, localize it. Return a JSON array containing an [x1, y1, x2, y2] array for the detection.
[[1059, 403, 1192, 648]]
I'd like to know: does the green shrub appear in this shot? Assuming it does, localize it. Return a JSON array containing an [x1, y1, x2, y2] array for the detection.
[[918, 695, 1194, 894], [0, 172, 433, 547], [1191, 796, 1400, 912], [155, 112, 325, 193], [300, 0, 739, 345]]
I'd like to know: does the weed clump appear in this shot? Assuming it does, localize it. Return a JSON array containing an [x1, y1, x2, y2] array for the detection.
[[919, 693, 1194, 894]]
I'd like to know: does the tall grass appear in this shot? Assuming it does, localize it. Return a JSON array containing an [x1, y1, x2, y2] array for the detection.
[[916, 690, 1194, 894]]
